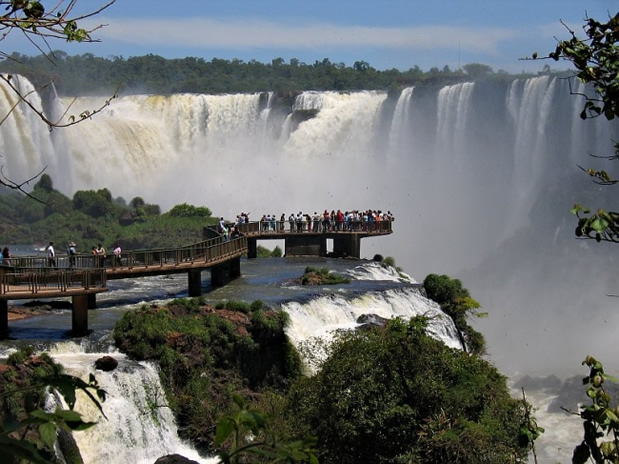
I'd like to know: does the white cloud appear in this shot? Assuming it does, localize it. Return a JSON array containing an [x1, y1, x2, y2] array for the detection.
[[92, 17, 517, 56]]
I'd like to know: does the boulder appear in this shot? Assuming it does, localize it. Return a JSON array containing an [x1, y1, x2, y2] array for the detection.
[[94, 356, 118, 372], [154, 454, 200, 464]]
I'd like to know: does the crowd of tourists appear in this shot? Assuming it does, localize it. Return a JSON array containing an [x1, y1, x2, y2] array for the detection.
[[229, 209, 394, 234]]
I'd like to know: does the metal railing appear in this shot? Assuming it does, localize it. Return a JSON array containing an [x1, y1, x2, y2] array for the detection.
[[112, 235, 247, 270], [0, 268, 107, 295], [0, 236, 248, 272], [0, 236, 247, 296], [236, 219, 393, 235]]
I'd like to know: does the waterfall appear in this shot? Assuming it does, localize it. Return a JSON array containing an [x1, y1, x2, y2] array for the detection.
[[387, 86, 414, 152], [49, 350, 216, 464], [284, 286, 462, 373], [0, 74, 618, 376]]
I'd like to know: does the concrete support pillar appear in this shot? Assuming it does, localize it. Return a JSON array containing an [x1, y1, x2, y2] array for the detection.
[[247, 238, 257, 259], [211, 264, 227, 287], [0, 300, 7, 339], [87, 293, 97, 309], [229, 257, 241, 278], [333, 236, 361, 258], [72, 294, 89, 337], [188, 269, 202, 297]]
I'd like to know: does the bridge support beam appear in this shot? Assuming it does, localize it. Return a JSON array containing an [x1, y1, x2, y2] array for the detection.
[[285, 235, 326, 257], [333, 235, 361, 258], [247, 238, 257, 259], [211, 257, 242, 287], [87, 294, 97, 309], [72, 294, 89, 337], [188, 269, 202, 297], [211, 263, 228, 287], [0, 300, 7, 339], [229, 256, 241, 278]]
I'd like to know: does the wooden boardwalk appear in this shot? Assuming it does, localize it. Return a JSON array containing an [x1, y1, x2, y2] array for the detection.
[[0, 219, 393, 337], [0, 236, 248, 338]]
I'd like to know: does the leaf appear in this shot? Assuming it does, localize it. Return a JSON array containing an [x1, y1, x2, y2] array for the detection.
[[38, 421, 56, 448], [215, 417, 235, 445], [573, 442, 591, 464]]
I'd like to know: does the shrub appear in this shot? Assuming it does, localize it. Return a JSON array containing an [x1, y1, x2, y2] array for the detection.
[[287, 317, 529, 464]]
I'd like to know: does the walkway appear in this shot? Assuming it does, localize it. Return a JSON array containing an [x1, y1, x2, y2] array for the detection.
[[0, 236, 248, 338], [0, 219, 393, 337]]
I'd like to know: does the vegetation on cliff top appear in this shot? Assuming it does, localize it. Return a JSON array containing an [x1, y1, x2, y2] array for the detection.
[[298, 266, 350, 285], [0, 174, 217, 251], [112, 297, 301, 454]]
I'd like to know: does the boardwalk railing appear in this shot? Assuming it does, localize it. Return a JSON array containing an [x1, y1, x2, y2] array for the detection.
[[0, 268, 107, 296], [236, 219, 393, 235], [0, 236, 247, 273], [114, 236, 247, 270]]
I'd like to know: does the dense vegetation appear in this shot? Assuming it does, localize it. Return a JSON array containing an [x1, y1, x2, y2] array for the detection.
[[0, 173, 217, 252], [298, 266, 350, 285], [109, 289, 530, 463], [286, 317, 531, 463], [0, 51, 552, 97], [112, 298, 301, 454], [423, 273, 487, 355]]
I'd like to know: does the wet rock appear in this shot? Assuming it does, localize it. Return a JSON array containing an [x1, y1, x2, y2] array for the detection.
[[94, 356, 118, 372], [357, 314, 390, 329], [548, 375, 619, 413], [154, 454, 199, 464], [513, 374, 562, 392]]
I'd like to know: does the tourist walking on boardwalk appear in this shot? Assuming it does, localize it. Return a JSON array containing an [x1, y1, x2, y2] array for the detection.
[[2, 247, 11, 266], [46, 242, 57, 268], [67, 242, 77, 269], [96, 243, 106, 267], [113, 243, 122, 267]]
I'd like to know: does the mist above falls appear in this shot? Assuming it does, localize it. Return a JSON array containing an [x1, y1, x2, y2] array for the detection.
[[1, 75, 618, 375]]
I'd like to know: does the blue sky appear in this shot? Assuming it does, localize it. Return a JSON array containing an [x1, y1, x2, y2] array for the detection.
[[6, 1, 618, 73]]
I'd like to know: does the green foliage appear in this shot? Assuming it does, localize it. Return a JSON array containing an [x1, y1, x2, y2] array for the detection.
[[423, 274, 486, 355], [383, 256, 396, 267], [300, 267, 350, 285], [0, 349, 107, 464], [215, 394, 318, 464], [287, 317, 530, 464], [72, 188, 118, 219], [256, 245, 283, 258], [572, 356, 619, 463], [0, 176, 217, 249], [163, 203, 212, 218], [0, 50, 538, 97], [539, 13, 619, 243], [34, 174, 53, 193], [113, 298, 302, 453]]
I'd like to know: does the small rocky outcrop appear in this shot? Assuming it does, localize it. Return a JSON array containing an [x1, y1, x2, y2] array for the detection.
[[513, 374, 562, 392], [94, 356, 118, 372], [357, 314, 390, 329]]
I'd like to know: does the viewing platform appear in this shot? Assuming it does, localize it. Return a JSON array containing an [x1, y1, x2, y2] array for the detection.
[[235, 219, 393, 259]]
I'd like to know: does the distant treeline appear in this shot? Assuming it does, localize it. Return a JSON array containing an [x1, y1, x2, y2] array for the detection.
[[0, 51, 559, 96]]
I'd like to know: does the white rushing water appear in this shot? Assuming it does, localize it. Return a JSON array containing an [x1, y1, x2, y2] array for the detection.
[[50, 351, 215, 464]]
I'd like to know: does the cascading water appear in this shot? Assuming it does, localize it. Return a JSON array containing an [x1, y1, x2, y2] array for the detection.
[[48, 349, 214, 464], [1, 74, 619, 462]]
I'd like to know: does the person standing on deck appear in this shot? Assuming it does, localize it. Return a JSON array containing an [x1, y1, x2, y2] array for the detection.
[[47, 242, 57, 268]]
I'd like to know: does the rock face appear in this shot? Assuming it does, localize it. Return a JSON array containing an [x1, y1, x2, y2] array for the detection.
[[357, 314, 390, 329], [94, 356, 118, 372], [154, 454, 200, 464]]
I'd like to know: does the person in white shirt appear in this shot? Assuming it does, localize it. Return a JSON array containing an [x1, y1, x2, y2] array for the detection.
[[47, 241, 57, 268]]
